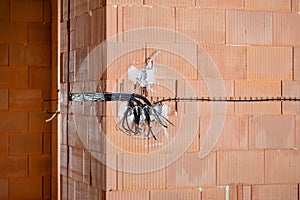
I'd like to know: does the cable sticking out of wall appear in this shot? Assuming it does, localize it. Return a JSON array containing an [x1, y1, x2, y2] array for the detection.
[[69, 91, 300, 139], [68, 50, 300, 139]]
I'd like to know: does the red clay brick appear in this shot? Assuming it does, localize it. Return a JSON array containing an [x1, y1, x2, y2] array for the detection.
[[235, 102, 281, 115], [178, 101, 235, 116], [0, 89, 8, 110], [243, 185, 252, 200], [9, 44, 50, 66], [29, 111, 52, 132], [43, 0, 51, 23], [0, 67, 28, 89], [283, 81, 300, 97], [10, 133, 43, 155], [200, 115, 248, 150], [91, 155, 116, 191], [149, 6, 175, 38], [69, 147, 90, 184], [72, 14, 91, 50], [119, 154, 165, 190], [235, 80, 281, 97], [166, 152, 216, 188], [123, 6, 148, 30], [60, 176, 68, 199], [74, 0, 89, 17], [60, 145, 68, 177], [0, 0, 9, 21], [74, 47, 89, 82], [247, 46, 292, 80], [9, 89, 42, 110], [282, 81, 300, 114], [265, 150, 300, 183], [0, 22, 28, 44], [154, 114, 200, 152], [0, 111, 28, 132], [177, 79, 234, 98], [67, 115, 86, 149], [87, 185, 100, 200], [105, 190, 149, 200], [11, 0, 43, 22], [245, 0, 291, 11], [226, 10, 272, 45], [122, 6, 176, 43], [30, 45, 51, 67], [106, 0, 143, 5], [0, 157, 28, 177], [104, 116, 148, 153], [282, 102, 300, 115], [0, 133, 8, 156], [68, 178, 75, 199], [60, 22, 68, 53], [146, 79, 176, 98], [9, 45, 50, 67], [106, 5, 118, 40], [43, 133, 51, 155], [29, 23, 51, 44], [273, 12, 300, 46], [29, 155, 51, 176], [0, 179, 8, 199], [9, 44, 26, 66], [74, 181, 90, 199], [296, 117, 300, 149], [202, 187, 226, 200], [199, 45, 247, 79], [106, 46, 145, 80], [145, 44, 198, 80], [202, 186, 238, 200], [249, 115, 295, 149], [43, 176, 51, 199], [121, 6, 149, 42], [144, 0, 196, 7], [29, 67, 52, 98], [292, 0, 300, 11], [171, 0, 196, 7], [9, 178, 42, 199], [0, 44, 8, 65], [91, 7, 106, 46], [217, 150, 264, 185], [88, 117, 105, 153], [252, 184, 298, 200], [68, 0, 76, 19], [176, 8, 225, 44], [150, 189, 201, 200], [196, 0, 243, 9], [61, 0, 68, 21], [295, 47, 300, 80], [89, 0, 105, 10]]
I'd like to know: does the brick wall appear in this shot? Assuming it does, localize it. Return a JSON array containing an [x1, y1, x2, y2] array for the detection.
[[60, 0, 300, 199], [0, 0, 53, 199]]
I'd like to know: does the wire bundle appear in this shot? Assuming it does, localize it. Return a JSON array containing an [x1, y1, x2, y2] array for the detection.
[[69, 92, 300, 139]]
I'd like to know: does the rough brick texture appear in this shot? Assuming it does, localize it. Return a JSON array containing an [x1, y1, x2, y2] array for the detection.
[[252, 184, 298, 200], [226, 10, 272, 45], [249, 115, 295, 149], [0, 0, 53, 199], [217, 151, 264, 185], [60, 0, 300, 199]]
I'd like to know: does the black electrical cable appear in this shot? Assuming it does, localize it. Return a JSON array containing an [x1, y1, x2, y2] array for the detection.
[[154, 97, 300, 104], [70, 92, 300, 104], [66, 0, 71, 193], [69, 92, 300, 139]]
